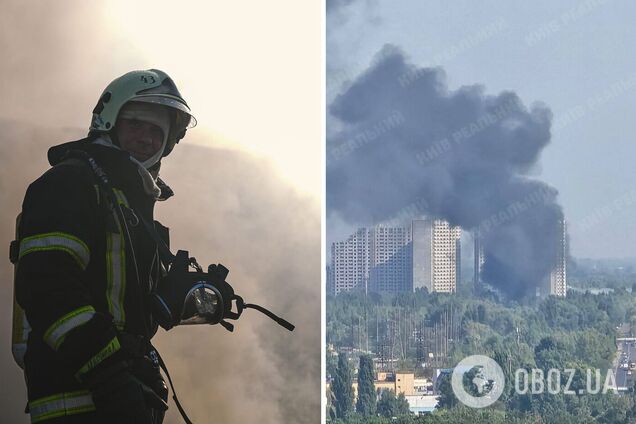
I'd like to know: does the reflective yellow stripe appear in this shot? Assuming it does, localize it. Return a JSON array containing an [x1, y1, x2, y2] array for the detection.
[[19, 232, 90, 270], [113, 188, 129, 207], [106, 229, 126, 329], [76, 336, 121, 378], [43, 306, 95, 351], [93, 184, 100, 205], [29, 390, 95, 423], [107, 188, 128, 329]]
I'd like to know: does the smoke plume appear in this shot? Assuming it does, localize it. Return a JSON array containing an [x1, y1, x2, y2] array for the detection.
[[0, 121, 320, 423], [327, 45, 564, 298]]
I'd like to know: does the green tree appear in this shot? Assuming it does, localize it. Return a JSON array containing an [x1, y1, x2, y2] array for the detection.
[[357, 355, 376, 416], [332, 354, 354, 418], [377, 389, 396, 418], [395, 392, 411, 416], [436, 372, 458, 409]]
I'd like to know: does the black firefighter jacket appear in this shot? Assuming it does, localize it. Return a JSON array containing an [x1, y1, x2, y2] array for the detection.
[[15, 138, 171, 422]]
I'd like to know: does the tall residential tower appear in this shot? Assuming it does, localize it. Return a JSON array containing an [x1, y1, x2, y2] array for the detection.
[[332, 228, 371, 295], [412, 219, 461, 293], [547, 219, 567, 297]]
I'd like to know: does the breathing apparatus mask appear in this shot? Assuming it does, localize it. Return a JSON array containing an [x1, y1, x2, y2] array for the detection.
[[151, 250, 294, 332]]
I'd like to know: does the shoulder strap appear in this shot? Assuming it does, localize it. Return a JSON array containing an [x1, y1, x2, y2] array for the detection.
[[156, 350, 194, 424], [62, 150, 177, 267], [138, 214, 176, 266]]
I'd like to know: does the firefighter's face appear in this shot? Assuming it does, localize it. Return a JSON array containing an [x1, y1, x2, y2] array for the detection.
[[116, 119, 164, 162]]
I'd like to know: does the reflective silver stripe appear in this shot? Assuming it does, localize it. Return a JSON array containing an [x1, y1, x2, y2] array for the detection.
[[19, 232, 90, 270], [11, 342, 27, 370], [106, 218, 126, 329], [29, 390, 95, 423], [43, 306, 95, 351], [12, 297, 31, 369]]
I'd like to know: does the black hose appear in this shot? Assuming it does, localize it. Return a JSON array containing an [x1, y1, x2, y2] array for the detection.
[[243, 303, 295, 331]]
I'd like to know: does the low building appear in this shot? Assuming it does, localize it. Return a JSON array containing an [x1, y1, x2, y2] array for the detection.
[[349, 371, 432, 399], [414, 377, 432, 394], [405, 395, 439, 415]]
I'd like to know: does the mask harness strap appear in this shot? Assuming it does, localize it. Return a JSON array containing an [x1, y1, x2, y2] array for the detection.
[[155, 350, 194, 424]]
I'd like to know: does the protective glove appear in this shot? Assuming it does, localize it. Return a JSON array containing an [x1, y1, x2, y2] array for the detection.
[[151, 250, 235, 330], [90, 362, 168, 423]]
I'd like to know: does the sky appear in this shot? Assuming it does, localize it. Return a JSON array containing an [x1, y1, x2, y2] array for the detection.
[[327, 0, 636, 259], [0, 1, 320, 423]]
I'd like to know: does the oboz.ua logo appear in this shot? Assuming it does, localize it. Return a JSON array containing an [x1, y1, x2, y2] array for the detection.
[[450, 355, 619, 408]]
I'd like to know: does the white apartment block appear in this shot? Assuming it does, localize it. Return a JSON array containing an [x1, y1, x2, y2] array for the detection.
[[548, 219, 567, 297], [332, 228, 371, 294], [531, 219, 568, 298], [332, 219, 461, 295], [412, 219, 461, 293], [369, 226, 412, 293]]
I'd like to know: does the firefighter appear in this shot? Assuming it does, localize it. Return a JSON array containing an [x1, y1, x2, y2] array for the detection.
[[14, 69, 196, 423]]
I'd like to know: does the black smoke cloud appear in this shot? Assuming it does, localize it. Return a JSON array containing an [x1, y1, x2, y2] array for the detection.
[[327, 45, 563, 298], [0, 122, 320, 423]]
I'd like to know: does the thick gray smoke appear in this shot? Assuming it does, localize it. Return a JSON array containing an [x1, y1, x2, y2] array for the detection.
[[0, 0, 139, 129], [0, 122, 320, 423], [327, 45, 564, 298]]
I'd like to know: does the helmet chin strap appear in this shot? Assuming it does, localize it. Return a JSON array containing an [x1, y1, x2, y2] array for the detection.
[[117, 102, 171, 168], [104, 128, 167, 169], [140, 137, 167, 169]]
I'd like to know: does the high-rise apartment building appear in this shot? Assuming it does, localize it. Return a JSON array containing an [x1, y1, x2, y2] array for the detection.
[[332, 228, 371, 294], [474, 221, 567, 298], [412, 219, 461, 293], [547, 219, 567, 297], [369, 226, 412, 293], [331, 226, 412, 294]]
